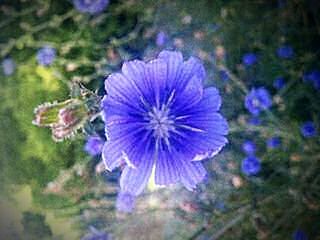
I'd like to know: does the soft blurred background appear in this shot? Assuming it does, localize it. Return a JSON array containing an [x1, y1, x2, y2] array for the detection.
[[0, 0, 320, 239]]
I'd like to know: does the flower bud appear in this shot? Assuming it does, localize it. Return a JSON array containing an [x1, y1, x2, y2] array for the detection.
[[32, 100, 74, 127], [33, 98, 90, 141]]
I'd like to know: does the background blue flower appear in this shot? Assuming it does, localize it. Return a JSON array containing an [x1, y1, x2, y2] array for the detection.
[[245, 87, 272, 116], [241, 156, 261, 176], [293, 229, 308, 240], [219, 70, 229, 81], [81, 226, 110, 240], [73, 0, 109, 14], [273, 77, 286, 90], [156, 31, 168, 47], [304, 70, 320, 90], [248, 116, 261, 126], [242, 53, 258, 66], [277, 45, 294, 59], [84, 136, 104, 156], [37, 46, 56, 66], [300, 121, 317, 138], [242, 140, 256, 155], [267, 137, 281, 149], [2, 57, 15, 76]]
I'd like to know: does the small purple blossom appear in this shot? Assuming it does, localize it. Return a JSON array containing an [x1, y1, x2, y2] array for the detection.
[[2, 57, 15, 76], [242, 53, 258, 66], [84, 136, 104, 156], [81, 226, 110, 240], [241, 156, 261, 176], [277, 45, 294, 59], [245, 87, 272, 116], [37, 46, 56, 66], [248, 116, 261, 126], [273, 77, 286, 90], [242, 140, 256, 155], [116, 192, 136, 213], [156, 31, 168, 47], [300, 121, 317, 138], [303, 70, 320, 90], [73, 0, 109, 14], [267, 137, 281, 149], [101, 50, 228, 196], [219, 70, 229, 81], [293, 229, 308, 240]]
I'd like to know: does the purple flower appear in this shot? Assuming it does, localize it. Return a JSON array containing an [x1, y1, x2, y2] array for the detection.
[[101, 50, 228, 196], [116, 192, 136, 213], [273, 77, 286, 90], [304, 70, 320, 90], [248, 116, 261, 126], [84, 136, 104, 156], [81, 226, 110, 240], [300, 121, 317, 138], [156, 31, 168, 47], [73, 0, 109, 14], [37, 46, 56, 66], [242, 140, 256, 155], [219, 70, 229, 81], [293, 229, 308, 240], [245, 87, 272, 116], [277, 45, 294, 59], [267, 137, 281, 149], [2, 57, 15, 76], [241, 156, 261, 176], [242, 53, 258, 66]]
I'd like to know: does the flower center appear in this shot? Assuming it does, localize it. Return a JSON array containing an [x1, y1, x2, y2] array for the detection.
[[147, 106, 174, 140], [252, 98, 260, 107]]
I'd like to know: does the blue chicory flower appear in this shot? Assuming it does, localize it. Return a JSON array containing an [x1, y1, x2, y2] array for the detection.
[[267, 136, 281, 149], [241, 156, 261, 176], [2, 57, 15, 76], [242, 140, 256, 155], [293, 229, 308, 240], [277, 44, 294, 59], [116, 192, 136, 213], [73, 0, 109, 14], [37, 46, 56, 66], [84, 136, 105, 156], [156, 31, 168, 47], [101, 50, 229, 196], [300, 121, 317, 138], [81, 226, 110, 240], [242, 53, 258, 66], [273, 77, 286, 90], [245, 87, 272, 116]]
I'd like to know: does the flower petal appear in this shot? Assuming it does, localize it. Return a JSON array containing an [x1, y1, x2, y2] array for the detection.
[[104, 115, 153, 167], [171, 75, 203, 112], [121, 60, 154, 106], [179, 160, 207, 191], [102, 141, 124, 171], [175, 56, 206, 93], [145, 59, 168, 107], [104, 73, 143, 110], [120, 155, 154, 196], [154, 142, 180, 186], [172, 88, 228, 160], [158, 50, 184, 90]]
